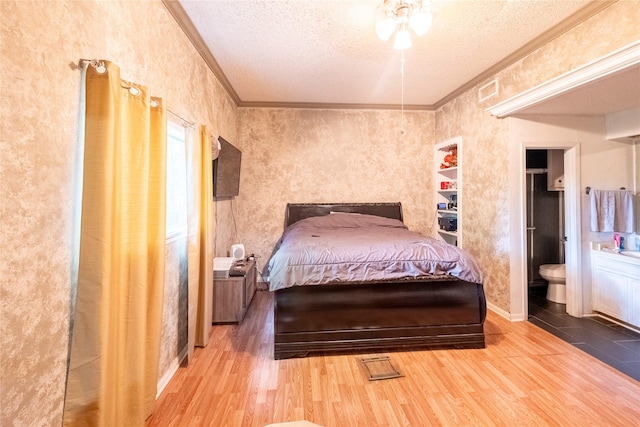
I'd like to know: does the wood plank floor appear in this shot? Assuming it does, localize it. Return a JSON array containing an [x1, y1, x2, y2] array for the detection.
[[147, 291, 640, 427]]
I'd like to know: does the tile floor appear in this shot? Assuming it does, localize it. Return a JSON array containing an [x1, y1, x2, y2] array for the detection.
[[528, 286, 640, 382]]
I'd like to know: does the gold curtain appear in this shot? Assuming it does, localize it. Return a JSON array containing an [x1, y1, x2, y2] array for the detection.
[[185, 125, 202, 358], [64, 61, 166, 425], [194, 125, 214, 348]]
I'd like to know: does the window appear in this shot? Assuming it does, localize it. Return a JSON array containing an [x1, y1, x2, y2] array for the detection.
[[166, 120, 187, 238]]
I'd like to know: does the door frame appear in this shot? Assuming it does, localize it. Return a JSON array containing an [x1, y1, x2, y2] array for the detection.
[[509, 137, 583, 320]]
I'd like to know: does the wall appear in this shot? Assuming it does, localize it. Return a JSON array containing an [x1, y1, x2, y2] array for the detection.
[[237, 108, 435, 280], [436, 0, 640, 312], [581, 122, 636, 311], [636, 140, 640, 234], [159, 235, 188, 389], [0, 1, 236, 425], [213, 200, 240, 258], [436, 89, 511, 310]]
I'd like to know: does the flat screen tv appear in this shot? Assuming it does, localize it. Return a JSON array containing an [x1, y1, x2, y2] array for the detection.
[[213, 136, 242, 198]]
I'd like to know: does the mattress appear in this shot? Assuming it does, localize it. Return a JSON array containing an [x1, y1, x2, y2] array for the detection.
[[267, 212, 484, 291]]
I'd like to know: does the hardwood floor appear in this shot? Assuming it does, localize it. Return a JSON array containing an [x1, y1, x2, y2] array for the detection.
[[147, 291, 640, 427]]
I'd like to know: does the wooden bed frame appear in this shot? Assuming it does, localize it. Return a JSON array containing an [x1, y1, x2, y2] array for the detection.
[[273, 202, 487, 360]]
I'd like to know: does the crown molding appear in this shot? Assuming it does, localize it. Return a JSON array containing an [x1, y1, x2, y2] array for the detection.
[[164, 0, 616, 111], [162, 0, 240, 105], [237, 101, 435, 111], [487, 39, 640, 118], [435, 0, 616, 110]]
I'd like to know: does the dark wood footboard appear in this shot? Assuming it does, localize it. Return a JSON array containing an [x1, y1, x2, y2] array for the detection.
[[273, 279, 486, 359]]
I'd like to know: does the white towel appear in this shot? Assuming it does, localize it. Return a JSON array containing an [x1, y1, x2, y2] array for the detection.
[[590, 189, 635, 233]]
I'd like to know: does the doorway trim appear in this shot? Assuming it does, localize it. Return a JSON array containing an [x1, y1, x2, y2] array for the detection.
[[508, 136, 582, 321], [487, 41, 640, 118]]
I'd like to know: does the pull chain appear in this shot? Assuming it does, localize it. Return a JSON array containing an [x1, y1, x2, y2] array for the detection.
[[401, 50, 405, 136]]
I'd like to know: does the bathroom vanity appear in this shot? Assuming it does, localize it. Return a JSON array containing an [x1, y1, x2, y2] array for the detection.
[[591, 244, 640, 329]]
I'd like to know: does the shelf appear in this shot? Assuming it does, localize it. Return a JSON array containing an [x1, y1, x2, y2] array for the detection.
[[437, 166, 458, 173], [438, 143, 458, 152], [435, 136, 462, 247]]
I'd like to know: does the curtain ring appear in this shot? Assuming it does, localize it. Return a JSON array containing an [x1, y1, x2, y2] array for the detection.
[[78, 59, 107, 73], [89, 59, 107, 74], [119, 82, 141, 96]]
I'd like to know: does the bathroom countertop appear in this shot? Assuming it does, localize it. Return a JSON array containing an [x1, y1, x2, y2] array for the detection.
[[591, 242, 640, 265], [591, 242, 640, 330]]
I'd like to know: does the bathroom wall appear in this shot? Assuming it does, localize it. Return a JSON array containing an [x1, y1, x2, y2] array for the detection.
[[526, 164, 562, 284], [636, 140, 640, 233], [582, 124, 637, 312], [0, 1, 236, 425]]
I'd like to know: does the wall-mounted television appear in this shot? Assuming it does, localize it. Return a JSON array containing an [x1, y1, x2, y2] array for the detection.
[[213, 136, 242, 198]]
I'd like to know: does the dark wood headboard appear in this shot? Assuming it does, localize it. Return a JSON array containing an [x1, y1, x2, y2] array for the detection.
[[284, 202, 403, 228]]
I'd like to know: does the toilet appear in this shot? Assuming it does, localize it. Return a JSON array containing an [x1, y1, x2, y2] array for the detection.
[[539, 264, 566, 304]]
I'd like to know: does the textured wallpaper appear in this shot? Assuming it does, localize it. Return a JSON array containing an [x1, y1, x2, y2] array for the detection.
[[436, 96, 511, 308], [0, 1, 236, 425], [236, 108, 435, 281]]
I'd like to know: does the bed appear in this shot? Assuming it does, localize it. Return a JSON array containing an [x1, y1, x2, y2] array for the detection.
[[268, 202, 486, 360]]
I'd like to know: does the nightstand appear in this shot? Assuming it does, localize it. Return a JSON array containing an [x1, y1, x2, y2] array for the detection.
[[212, 259, 256, 324]]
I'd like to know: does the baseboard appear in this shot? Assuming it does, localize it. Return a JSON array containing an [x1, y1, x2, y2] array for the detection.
[[156, 345, 188, 399], [487, 301, 523, 322], [589, 312, 640, 334]]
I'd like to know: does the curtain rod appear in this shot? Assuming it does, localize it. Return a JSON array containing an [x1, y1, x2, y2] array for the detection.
[[78, 58, 196, 129], [585, 186, 627, 194], [168, 110, 196, 129]]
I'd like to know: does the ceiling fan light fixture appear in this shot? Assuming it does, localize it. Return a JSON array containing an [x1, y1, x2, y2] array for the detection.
[[393, 25, 412, 50], [409, 9, 432, 36], [375, 0, 431, 49], [376, 16, 397, 41]]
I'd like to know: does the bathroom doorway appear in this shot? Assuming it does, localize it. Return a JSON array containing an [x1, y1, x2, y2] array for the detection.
[[508, 135, 582, 321], [526, 170, 563, 284], [525, 149, 566, 309]]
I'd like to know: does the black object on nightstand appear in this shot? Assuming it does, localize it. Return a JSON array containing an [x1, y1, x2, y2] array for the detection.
[[229, 263, 246, 276]]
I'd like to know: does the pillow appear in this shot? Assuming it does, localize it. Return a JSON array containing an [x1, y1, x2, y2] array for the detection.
[[291, 212, 406, 231], [329, 210, 361, 215]]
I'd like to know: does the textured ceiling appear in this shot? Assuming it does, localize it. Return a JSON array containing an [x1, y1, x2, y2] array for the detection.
[[172, 0, 611, 109]]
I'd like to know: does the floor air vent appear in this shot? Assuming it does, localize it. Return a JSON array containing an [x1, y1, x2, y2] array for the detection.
[[359, 356, 403, 381]]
